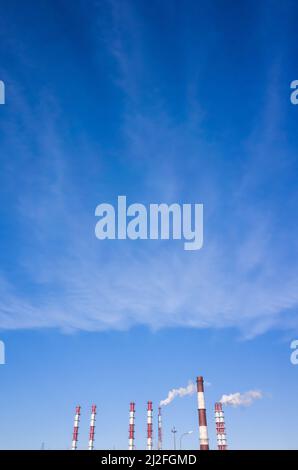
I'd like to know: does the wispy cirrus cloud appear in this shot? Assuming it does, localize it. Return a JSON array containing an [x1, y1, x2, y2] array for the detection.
[[0, 0, 297, 337]]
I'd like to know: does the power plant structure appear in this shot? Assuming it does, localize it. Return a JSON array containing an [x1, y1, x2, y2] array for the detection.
[[196, 376, 209, 450], [88, 405, 97, 450], [128, 402, 135, 450], [146, 401, 153, 450], [70, 375, 229, 450], [214, 402, 227, 450], [71, 406, 81, 450], [157, 406, 162, 450]]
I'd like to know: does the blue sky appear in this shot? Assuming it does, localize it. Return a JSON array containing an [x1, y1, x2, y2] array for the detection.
[[0, 0, 297, 449]]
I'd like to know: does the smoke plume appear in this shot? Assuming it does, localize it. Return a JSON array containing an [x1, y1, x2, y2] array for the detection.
[[219, 390, 263, 407], [160, 381, 196, 407]]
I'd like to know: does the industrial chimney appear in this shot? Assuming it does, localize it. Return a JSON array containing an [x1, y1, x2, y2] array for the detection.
[[196, 376, 209, 450], [147, 401, 153, 450], [88, 405, 97, 450], [71, 405, 81, 450], [215, 402, 227, 450], [128, 402, 135, 450], [157, 406, 162, 450]]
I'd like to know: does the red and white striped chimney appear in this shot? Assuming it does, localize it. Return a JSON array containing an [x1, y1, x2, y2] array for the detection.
[[196, 376, 209, 450], [128, 402, 135, 450], [71, 405, 81, 450], [157, 406, 162, 450], [147, 401, 153, 450], [215, 402, 227, 450], [88, 405, 97, 450]]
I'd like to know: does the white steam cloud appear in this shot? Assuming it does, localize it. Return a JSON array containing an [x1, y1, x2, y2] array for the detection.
[[219, 390, 263, 407], [160, 381, 196, 407]]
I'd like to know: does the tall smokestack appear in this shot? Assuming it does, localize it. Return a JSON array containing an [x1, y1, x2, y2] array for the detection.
[[215, 402, 227, 450], [71, 405, 81, 450], [88, 405, 97, 450], [157, 406, 162, 450], [147, 401, 153, 450], [128, 402, 135, 450], [196, 376, 209, 450]]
